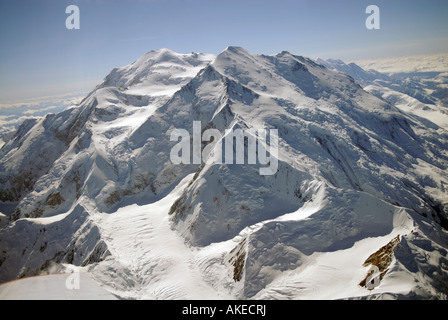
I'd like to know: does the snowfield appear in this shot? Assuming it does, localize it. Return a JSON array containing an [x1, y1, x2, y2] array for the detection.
[[351, 53, 448, 74], [0, 272, 117, 300], [1, 47, 448, 300]]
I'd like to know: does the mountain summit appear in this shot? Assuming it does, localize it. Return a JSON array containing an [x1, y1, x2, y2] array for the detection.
[[0, 47, 447, 299]]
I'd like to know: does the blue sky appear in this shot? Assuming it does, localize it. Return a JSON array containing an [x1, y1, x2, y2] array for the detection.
[[0, 0, 447, 103]]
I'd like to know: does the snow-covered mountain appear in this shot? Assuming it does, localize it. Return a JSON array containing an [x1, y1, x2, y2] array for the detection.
[[317, 58, 440, 105], [319, 57, 448, 133], [1, 47, 447, 300]]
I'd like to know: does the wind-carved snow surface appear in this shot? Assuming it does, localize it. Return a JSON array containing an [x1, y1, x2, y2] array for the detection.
[[1, 47, 448, 300]]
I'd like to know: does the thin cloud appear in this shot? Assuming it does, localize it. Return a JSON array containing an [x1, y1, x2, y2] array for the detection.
[[22, 106, 58, 115], [0, 92, 86, 110], [0, 93, 86, 134]]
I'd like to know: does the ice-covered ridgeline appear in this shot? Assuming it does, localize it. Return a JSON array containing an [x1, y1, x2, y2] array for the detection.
[[319, 57, 448, 129], [0, 49, 215, 283], [0, 47, 447, 299], [0, 49, 215, 219]]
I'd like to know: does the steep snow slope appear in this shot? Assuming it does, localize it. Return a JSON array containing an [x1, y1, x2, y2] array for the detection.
[[319, 57, 448, 148], [0, 47, 447, 299], [316, 58, 390, 87], [365, 84, 448, 131], [102, 48, 215, 96], [0, 49, 215, 219], [319, 58, 439, 106], [0, 49, 214, 283]]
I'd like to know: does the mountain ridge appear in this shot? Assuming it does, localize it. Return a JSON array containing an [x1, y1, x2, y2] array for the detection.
[[0, 47, 447, 299]]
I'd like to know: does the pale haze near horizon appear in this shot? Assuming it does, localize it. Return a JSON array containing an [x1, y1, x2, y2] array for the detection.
[[0, 0, 447, 104]]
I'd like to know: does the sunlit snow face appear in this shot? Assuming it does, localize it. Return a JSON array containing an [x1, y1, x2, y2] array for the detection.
[[170, 121, 278, 176]]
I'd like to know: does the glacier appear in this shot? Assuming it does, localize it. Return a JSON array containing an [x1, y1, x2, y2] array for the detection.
[[0, 47, 447, 300]]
